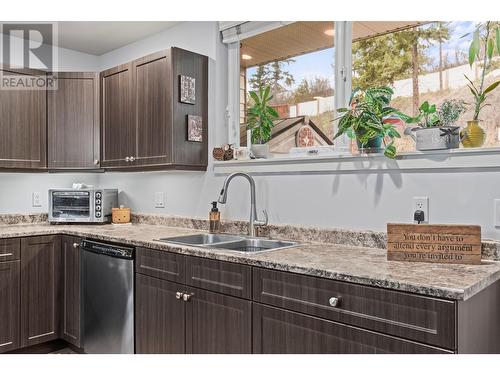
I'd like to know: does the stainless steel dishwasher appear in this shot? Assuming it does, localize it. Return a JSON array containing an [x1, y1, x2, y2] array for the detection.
[[81, 239, 135, 354]]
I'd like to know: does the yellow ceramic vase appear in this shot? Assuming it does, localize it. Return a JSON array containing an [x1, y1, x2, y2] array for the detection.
[[461, 120, 486, 148]]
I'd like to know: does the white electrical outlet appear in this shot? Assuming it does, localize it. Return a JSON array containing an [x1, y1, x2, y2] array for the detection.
[[413, 196, 429, 224], [494, 199, 500, 227], [154, 192, 165, 208], [32, 192, 42, 207]]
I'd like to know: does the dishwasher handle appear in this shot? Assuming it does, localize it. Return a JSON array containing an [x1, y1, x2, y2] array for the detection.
[[81, 239, 134, 259]]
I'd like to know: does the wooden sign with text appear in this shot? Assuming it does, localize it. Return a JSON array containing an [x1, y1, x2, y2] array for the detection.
[[387, 224, 482, 265]]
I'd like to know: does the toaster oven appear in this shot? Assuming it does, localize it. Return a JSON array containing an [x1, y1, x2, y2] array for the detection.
[[48, 189, 118, 223]]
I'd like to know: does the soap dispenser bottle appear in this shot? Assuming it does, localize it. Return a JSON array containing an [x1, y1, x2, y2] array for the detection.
[[209, 201, 221, 233]]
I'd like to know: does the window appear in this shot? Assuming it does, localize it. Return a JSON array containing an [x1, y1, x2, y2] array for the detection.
[[227, 21, 500, 162], [239, 22, 335, 154], [353, 21, 500, 152]]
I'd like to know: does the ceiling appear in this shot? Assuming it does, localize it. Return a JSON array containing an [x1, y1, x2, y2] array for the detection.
[[55, 22, 179, 55], [240, 21, 426, 68]]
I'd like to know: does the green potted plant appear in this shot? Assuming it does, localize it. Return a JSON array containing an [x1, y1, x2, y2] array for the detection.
[[404, 99, 466, 150], [461, 21, 500, 147], [333, 86, 402, 159], [246, 85, 279, 159]]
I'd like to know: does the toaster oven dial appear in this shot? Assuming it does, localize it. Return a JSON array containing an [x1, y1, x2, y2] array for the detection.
[[95, 212, 102, 218], [96, 205, 102, 211], [95, 199, 101, 205], [95, 192, 102, 199]]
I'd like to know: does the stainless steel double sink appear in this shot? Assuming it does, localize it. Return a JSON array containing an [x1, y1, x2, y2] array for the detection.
[[156, 233, 299, 254]]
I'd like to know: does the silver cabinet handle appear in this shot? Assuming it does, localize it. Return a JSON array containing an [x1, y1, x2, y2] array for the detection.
[[329, 297, 341, 307], [175, 292, 183, 300], [72, 243, 79, 249], [0, 253, 13, 257], [182, 293, 193, 302], [129, 156, 135, 162]]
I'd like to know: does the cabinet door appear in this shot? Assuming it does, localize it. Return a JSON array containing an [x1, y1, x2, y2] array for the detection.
[[185, 288, 252, 354], [135, 274, 186, 353], [253, 304, 451, 354], [133, 51, 172, 167], [0, 67, 47, 169], [20, 236, 62, 347], [0, 261, 20, 353], [61, 236, 81, 347], [48, 72, 100, 169], [101, 63, 135, 168]]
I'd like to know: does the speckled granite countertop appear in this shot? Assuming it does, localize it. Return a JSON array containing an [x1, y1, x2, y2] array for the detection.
[[1, 222, 499, 301]]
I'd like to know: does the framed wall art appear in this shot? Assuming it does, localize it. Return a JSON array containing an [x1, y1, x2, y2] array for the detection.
[[187, 115, 203, 142], [179, 75, 196, 104]]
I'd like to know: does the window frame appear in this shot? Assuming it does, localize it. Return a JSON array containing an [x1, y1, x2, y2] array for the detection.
[[222, 21, 500, 174]]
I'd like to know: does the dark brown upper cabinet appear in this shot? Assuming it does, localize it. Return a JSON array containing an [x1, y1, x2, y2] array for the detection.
[[0, 67, 47, 170], [134, 51, 171, 167], [100, 47, 208, 171], [48, 72, 100, 170], [100, 62, 136, 168]]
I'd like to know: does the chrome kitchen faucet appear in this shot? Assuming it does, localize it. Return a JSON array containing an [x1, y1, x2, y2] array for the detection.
[[218, 172, 268, 237]]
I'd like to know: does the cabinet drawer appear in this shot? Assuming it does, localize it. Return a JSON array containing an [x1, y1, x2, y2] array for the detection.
[[185, 256, 251, 299], [253, 268, 456, 350], [253, 304, 451, 354], [136, 247, 185, 284], [0, 238, 20, 262]]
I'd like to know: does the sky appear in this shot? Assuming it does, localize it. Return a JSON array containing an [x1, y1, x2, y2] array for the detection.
[[246, 21, 476, 93], [246, 47, 335, 91], [425, 21, 475, 67]]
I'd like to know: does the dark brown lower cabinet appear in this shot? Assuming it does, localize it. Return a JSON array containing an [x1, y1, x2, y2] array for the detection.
[[20, 236, 62, 347], [0, 260, 20, 353], [135, 274, 186, 354], [135, 274, 252, 354], [253, 304, 452, 354], [61, 236, 81, 347], [186, 287, 252, 354]]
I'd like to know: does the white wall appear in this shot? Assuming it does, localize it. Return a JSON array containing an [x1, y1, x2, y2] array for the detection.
[[0, 33, 100, 71], [99, 22, 217, 70], [0, 174, 100, 213], [2, 22, 500, 242]]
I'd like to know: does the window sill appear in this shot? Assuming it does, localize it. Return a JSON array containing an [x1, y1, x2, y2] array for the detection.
[[213, 147, 500, 175]]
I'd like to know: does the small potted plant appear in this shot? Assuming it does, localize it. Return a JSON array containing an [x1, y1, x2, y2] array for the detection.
[[461, 21, 500, 147], [246, 85, 279, 159], [403, 100, 465, 150], [333, 86, 402, 159]]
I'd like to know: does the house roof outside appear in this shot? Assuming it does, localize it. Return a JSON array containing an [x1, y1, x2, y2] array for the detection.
[[240, 116, 333, 153]]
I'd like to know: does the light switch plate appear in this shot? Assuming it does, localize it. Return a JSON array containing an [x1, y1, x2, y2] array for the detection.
[[154, 192, 165, 208], [32, 192, 42, 207], [494, 199, 500, 227]]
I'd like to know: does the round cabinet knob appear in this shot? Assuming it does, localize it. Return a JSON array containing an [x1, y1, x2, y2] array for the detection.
[[329, 297, 341, 307], [175, 292, 183, 300], [72, 243, 79, 248], [94, 159, 99, 165], [125, 157, 130, 162], [182, 293, 192, 302], [129, 156, 135, 162]]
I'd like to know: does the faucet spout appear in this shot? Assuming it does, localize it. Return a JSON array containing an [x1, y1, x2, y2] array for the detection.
[[217, 172, 267, 236]]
